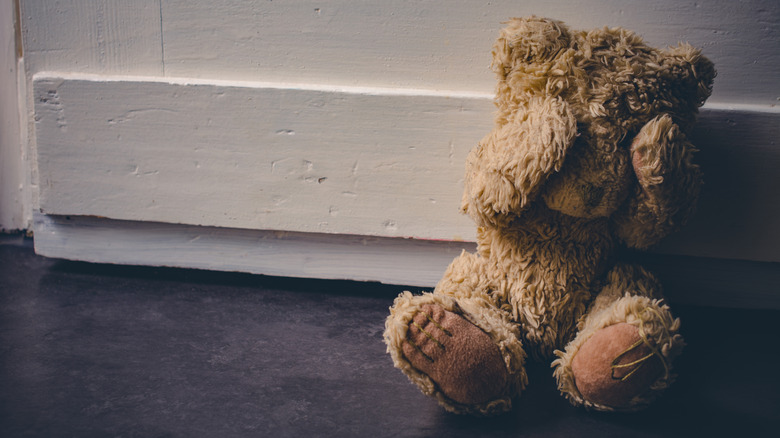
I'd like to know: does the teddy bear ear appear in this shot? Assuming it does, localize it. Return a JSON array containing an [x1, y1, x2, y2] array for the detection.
[[491, 16, 572, 79], [663, 43, 716, 107]]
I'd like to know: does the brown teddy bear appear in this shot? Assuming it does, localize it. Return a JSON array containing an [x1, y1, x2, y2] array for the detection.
[[384, 16, 715, 415]]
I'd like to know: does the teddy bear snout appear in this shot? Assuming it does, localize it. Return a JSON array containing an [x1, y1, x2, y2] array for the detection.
[[541, 140, 632, 220], [543, 155, 636, 219], [543, 180, 613, 219], [582, 183, 606, 209]]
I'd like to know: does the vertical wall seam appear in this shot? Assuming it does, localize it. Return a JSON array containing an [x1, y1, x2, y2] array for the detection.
[[159, 0, 165, 75], [13, 0, 22, 58]]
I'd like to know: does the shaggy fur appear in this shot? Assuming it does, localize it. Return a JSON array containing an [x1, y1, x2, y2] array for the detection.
[[384, 16, 714, 415]]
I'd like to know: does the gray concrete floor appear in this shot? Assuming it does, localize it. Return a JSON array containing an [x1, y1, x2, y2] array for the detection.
[[1, 236, 778, 437]]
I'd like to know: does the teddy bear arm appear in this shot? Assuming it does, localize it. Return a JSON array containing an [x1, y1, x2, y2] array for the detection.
[[612, 115, 702, 249], [462, 96, 577, 228]]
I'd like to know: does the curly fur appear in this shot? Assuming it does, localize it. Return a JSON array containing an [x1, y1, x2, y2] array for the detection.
[[384, 16, 713, 415]]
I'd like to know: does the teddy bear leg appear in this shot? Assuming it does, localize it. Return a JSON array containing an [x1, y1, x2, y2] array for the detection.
[[384, 254, 528, 415], [385, 292, 527, 415], [552, 264, 685, 411]]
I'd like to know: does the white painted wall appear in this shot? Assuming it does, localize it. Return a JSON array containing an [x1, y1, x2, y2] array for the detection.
[[4, 1, 779, 293], [20, 0, 780, 106]]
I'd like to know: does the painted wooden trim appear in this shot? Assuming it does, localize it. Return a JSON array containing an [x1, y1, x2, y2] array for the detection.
[[635, 252, 780, 310], [33, 214, 780, 310], [0, 1, 30, 231], [32, 213, 475, 288], [33, 73, 488, 242], [33, 73, 780, 263]]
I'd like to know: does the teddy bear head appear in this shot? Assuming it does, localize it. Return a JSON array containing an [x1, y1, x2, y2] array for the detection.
[[472, 16, 715, 225]]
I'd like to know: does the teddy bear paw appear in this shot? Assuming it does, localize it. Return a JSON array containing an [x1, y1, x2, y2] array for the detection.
[[571, 323, 666, 408], [401, 304, 509, 405]]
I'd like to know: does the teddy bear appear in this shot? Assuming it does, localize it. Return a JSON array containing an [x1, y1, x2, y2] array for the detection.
[[384, 16, 715, 415]]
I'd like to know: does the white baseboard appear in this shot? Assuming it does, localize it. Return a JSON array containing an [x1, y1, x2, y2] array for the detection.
[[33, 213, 780, 309], [32, 73, 780, 264], [33, 213, 474, 288]]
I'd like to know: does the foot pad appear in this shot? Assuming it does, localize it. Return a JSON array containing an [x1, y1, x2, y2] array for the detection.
[[402, 304, 508, 405], [571, 323, 665, 408]]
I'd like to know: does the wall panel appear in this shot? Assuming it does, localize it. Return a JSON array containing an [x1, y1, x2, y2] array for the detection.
[[33, 73, 780, 263]]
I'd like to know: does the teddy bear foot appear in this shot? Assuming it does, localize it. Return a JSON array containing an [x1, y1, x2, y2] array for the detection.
[[401, 304, 509, 405], [553, 294, 684, 412], [385, 292, 527, 415], [570, 323, 665, 408]]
